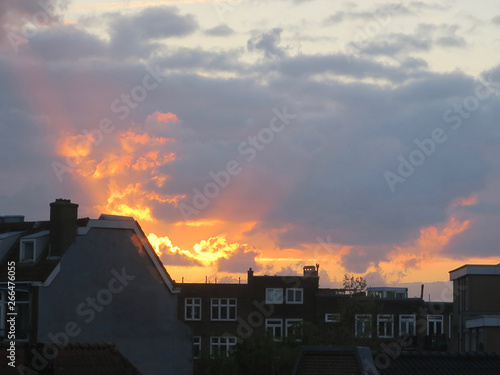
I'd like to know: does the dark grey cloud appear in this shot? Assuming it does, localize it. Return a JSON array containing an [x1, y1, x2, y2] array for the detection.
[[217, 246, 261, 273], [442, 213, 500, 258], [160, 252, 203, 267], [341, 247, 389, 274], [435, 36, 466, 48], [29, 24, 106, 60], [247, 28, 285, 59], [205, 24, 235, 37], [275, 53, 411, 82], [152, 47, 242, 72], [106, 6, 198, 59], [358, 33, 432, 56]]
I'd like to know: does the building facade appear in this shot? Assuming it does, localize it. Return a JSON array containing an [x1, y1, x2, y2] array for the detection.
[[0, 199, 192, 375], [178, 266, 453, 358], [449, 263, 500, 353]]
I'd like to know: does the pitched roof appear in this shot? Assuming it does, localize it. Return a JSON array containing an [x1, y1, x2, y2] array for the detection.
[[374, 350, 500, 375], [0, 219, 89, 282], [0, 212, 178, 293], [0, 343, 142, 375], [292, 346, 377, 375]]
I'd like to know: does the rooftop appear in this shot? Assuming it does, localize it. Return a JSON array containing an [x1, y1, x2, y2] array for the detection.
[[0, 343, 142, 375], [449, 264, 500, 280]]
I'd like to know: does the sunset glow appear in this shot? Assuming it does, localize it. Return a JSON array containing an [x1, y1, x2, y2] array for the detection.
[[2, 0, 500, 301]]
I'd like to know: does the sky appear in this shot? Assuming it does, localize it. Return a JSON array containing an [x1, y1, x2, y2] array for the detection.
[[1, 0, 500, 301]]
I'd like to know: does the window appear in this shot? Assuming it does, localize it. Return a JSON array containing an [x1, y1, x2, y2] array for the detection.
[[193, 337, 201, 359], [355, 314, 372, 338], [266, 319, 283, 341], [20, 241, 35, 262], [285, 319, 303, 340], [427, 315, 443, 336], [185, 298, 201, 321], [265, 288, 283, 304], [399, 314, 416, 337], [286, 288, 303, 304], [211, 298, 237, 321], [325, 313, 340, 323], [377, 314, 394, 338], [0, 289, 30, 341], [210, 336, 236, 357]]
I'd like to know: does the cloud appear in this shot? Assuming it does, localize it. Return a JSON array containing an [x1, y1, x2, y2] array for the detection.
[[217, 246, 261, 273], [247, 28, 285, 59], [28, 24, 106, 61], [341, 247, 389, 274], [148, 233, 203, 266], [205, 24, 235, 37], [1, 2, 500, 288], [0, 0, 68, 50], [106, 6, 198, 59]]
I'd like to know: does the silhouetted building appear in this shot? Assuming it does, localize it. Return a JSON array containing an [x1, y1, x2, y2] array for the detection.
[[0, 342, 143, 375], [450, 263, 500, 353], [178, 265, 452, 357], [0, 199, 192, 375]]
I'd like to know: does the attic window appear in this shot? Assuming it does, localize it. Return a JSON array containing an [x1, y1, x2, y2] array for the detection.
[[20, 241, 35, 263]]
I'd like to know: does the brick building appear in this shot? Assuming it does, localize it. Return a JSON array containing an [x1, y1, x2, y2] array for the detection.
[[177, 266, 452, 358], [449, 263, 500, 353]]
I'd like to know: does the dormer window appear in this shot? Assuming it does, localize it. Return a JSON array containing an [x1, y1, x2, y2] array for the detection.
[[20, 240, 36, 263], [18, 230, 49, 264]]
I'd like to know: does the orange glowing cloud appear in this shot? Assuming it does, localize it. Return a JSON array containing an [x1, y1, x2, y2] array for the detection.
[[449, 194, 478, 210], [148, 233, 195, 259], [147, 233, 261, 270], [416, 217, 470, 250], [57, 133, 96, 159], [119, 130, 169, 153], [132, 151, 176, 171], [147, 111, 179, 124], [92, 154, 134, 178], [382, 215, 471, 282], [98, 181, 154, 222]]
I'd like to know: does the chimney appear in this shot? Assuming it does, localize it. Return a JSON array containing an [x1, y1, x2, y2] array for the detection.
[[247, 268, 254, 284], [303, 265, 318, 277], [49, 199, 78, 257], [420, 284, 424, 300]]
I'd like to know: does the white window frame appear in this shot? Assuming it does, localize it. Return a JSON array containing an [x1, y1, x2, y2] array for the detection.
[[377, 314, 394, 338], [355, 314, 372, 338], [399, 314, 416, 337], [285, 288, 303, 304], [325, 313, 340, 323], [427, 314, 444, 335], [210, 298, 237, 321], [210, 336, 236, 357], [185, 298, 202, 321], [20, 240, 36, 263], [265, 288, 283, 304], [193, 336, 201, 359], [285, 319, 303, 340], [265, 319, 283, 341]]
